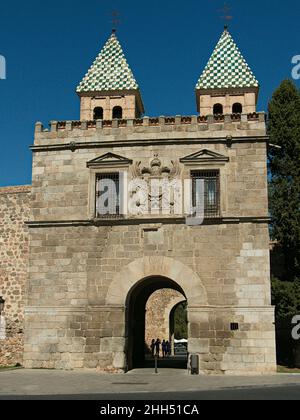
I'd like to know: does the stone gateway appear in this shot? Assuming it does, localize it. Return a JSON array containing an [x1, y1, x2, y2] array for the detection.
[[0, 28, 276, 374]]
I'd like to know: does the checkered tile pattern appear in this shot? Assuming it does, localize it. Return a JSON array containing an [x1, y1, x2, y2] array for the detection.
[[76, 33, 139, 93], [196, 29, 259, 90]]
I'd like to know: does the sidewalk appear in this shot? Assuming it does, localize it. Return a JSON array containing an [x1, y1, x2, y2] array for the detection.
[[1, 368, 300, 396]]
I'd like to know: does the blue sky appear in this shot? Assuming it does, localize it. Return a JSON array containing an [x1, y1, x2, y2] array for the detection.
[[0, 0, 299, 187]]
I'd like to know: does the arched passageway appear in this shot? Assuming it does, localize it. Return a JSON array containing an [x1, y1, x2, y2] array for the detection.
[[145, 290, 185, 351], [169, 300, 188, 355], [125, 276, 187, 370], [105, 256, 208, 372]]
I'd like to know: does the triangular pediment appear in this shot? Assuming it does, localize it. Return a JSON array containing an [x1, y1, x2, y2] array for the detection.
[[180, 149, 229, 164], [87, 153, 133, 168]]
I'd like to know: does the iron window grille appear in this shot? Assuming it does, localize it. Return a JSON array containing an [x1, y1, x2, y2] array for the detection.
[[230, 323, 239, 331], [96, 173, 122, 219], [191, 170, 220, 218]]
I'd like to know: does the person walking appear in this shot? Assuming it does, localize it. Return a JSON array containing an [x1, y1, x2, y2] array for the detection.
[[166, 340, 171, 357], [155, 338, 161, 358], [150, 339, 155, 358], [162, 340, 167, 358]]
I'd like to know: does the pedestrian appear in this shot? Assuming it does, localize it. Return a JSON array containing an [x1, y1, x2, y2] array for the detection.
[[155, 338, 160, 357], [150, 339, 155, 358], [162, 340, 167, 358], [166, 340, 171, 357]]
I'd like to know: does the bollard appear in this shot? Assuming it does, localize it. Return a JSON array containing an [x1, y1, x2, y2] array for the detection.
[[155, 355, 158, 374], [190, 354, 199, 375]]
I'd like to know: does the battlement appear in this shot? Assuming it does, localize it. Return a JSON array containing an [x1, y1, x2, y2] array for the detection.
[[34, 113, 266, 143], [0, 185, 31, 195]]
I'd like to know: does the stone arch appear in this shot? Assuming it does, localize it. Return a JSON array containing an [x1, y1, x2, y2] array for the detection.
[[232, 103, 243, 114], [164, 295, 187, 329], [105, 256, 208, 307], [93, 107, 103, 120], [169, 298, 187, 355], [112, 106, 123, 119], [145, 289, 185, 347], [213, 103, 223, 115]]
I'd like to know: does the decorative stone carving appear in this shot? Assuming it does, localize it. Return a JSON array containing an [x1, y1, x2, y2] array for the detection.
[[129, 155, 182, 216]]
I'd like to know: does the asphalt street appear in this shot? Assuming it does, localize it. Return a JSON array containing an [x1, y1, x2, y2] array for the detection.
[[1, 385, 300, 400], [1, 369, 300, 400]]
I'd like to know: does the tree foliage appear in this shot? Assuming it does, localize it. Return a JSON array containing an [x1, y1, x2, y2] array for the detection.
[[174, 302, 187, 339], [268, 79, 300, 280], [272, 277, 300, 321]]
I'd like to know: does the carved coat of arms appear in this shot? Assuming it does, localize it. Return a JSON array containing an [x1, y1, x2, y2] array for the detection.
[[129, 155, 182, 216]]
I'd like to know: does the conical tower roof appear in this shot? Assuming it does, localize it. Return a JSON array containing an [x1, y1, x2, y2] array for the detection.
[[196, 28, 259, 90], [77, 31, 140, 93]]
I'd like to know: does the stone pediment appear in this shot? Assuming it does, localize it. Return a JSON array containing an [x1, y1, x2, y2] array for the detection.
[[180, 149, 229, 164], [87, 153, 133, 168]]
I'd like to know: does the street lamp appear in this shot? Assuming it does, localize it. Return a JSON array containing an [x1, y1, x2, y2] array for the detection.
[[0, 297, 5, 315]]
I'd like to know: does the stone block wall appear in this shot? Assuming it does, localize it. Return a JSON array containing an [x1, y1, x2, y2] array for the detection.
[[0, 186, 31, 366], [145, 289, 185, 348], [189, 307, 276, 375], [197, 92, 257, 115], [23, 221, 276, 373], [80, 94, 140, 120], [29, 142, 269, 222], [22, 116, 276, 374]]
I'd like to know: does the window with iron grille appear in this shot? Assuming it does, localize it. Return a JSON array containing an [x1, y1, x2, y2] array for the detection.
[[96, 173, 121, 218], [191, 170, 220, 218]]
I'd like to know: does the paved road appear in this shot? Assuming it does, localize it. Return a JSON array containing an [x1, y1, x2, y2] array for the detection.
[[1, 385, 300, 400], [1, 369, 300, 400]]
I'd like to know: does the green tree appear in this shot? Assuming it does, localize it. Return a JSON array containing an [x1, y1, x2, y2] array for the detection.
[[268, 79, 300, 281], [271, 276, 300, 366], [174, 302, 187, 339], [272, 277, 300, 321]]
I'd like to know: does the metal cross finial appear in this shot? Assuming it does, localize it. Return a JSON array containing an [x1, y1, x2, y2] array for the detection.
[[218, 2, 233, 25], [111, 10, 121, 33]]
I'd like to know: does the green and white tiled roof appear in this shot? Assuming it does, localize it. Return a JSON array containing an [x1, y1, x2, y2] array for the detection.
[[196, 29, 259, 90], [77, 32, 139, 93]]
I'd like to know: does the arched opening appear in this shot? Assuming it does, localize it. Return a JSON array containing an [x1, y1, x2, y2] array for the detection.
[[232, 103, 243, 114], [112, 106, 123, 119], [213, 103, 223, 115], [93, 107, 103, 120], [169, 301, 188, 357], [125, 276, 188, 370]]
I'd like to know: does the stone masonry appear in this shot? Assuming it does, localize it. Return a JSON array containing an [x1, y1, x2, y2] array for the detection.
[[22, 114, 277, 374], [0, 186, 31, 366], [145, 289, 186, 349]]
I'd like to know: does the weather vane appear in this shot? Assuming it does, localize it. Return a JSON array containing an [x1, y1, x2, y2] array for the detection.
[[111, 10, 121, 32], [218, 1, 233, 27]]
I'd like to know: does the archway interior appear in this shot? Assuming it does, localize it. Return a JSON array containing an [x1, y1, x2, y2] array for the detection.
[[125, 276, 188, 370], [169, 300, 188, 355]]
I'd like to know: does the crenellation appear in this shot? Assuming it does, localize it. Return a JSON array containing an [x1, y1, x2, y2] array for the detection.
[[34, 113, 265, 141]]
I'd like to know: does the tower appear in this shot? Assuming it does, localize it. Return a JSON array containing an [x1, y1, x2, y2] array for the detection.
[[76, 30, 144, 121], [195, 27, 259, 116]]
